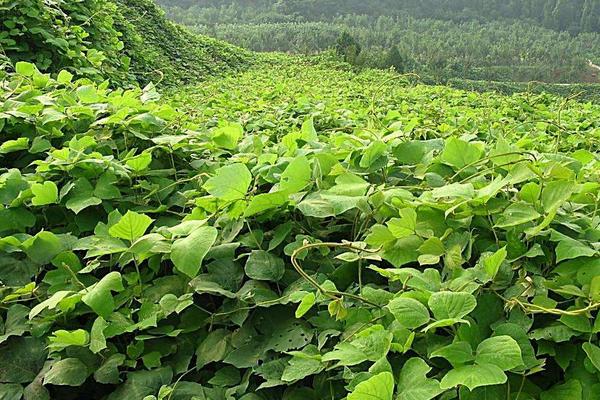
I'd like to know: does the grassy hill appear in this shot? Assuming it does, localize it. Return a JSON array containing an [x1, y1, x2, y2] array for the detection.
[[115, 0, 251, 85], [0, 0, 251, 86]]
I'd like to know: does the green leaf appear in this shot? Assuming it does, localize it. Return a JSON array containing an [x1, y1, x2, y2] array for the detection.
[[31, 182, 58, 206], [541, 181, 575, 212], [15, 61, 36, 76], [245, 250, 285, 281], [65, 178, 102, 214], [347, 372, 394, 400], [555, 237, 596, 263], [475, 336, 523, 371], [431, 342, 474, 367], [24, 231, 63, 265], [281, 345, 323, 382], [109, 211, 154, 242], [540, 380, 582, 400], [0, 383, 22, 400], [494, 203, 540, 228], [0, 337, 47, 383], [385, 296, 430, 329], [81, 272, 124, 318], [48, 329, 89, 352], [440, 363, 507, 391], [57, 70, 74, 84], [43, 358, 88, 387], [126, 152, 152, 172], [171, 226, 218, 278], [76, 85, 100, 104], [245, 191, 288, 217], [280, 155, 312, 194], [397, 358, 444, 400], [90, 317, 108, 354], [106, 368, 173, 400], [482, 247, 507, 280], [428, 292, 477, 320], [203, 163, 252, 201], [213, 122, 243, 150], [582, 343, 600, 372], [94, 354, 125, 384], [0, 138, 29, 154], [295, 292, 316, 318], [440, 137, 483, 170], [360, 140, 387, 168]]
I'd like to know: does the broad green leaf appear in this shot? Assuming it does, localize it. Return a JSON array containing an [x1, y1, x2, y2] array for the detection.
[[90, 317, 108, 354], [494, 203, 540, 228], [440, 137, 483, 170], [65, 178, 102, 214], [0, 337, 47, 383], [171, 226, 218, 278], [23, 231, 63, 265], [281, 345, 323, 382], [360, 140, 387, 168], [431, 342, 474, 367], [109, 211, 154, 242], [203, 163, 252, 201], [440, 363, 506, 391], [0, 305, 29, 344], [541, 181, 575, 212], [31, 182, 58, 206], [295, 292, 316, 318], [322, 343, 368, 367], [245, 250, 285, 281], [245, 191, 288, 217], [540, 379, 582, 400], [48, 329, 89, 352], [126, 152, 152, 172], [57, 70, 74, 83], [428, 292, 477, 320], [347, 372, 394, 400], [81, 272, 124, 318], [94, 354, 126, 384], [0, 138, 29, 154], [385, 297, 430, 329], [76, 85, 100, 103], [16, 61, 36, 76], [213, 122, 243, 150], [582, 343, 600, 372], [0, 383, 22, 400], [43, 358, 88, 386], [106, 368, 173, 400], [482, 247, 507, 280], [475, 336, 523, 370], [280, 156, 311, 194], [397, 358, 444, 400], [555, 237, 596, 263]]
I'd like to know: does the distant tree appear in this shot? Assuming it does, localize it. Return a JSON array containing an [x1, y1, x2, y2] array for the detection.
[[335, 31, 361, 64], [385, 45, 405, 72]]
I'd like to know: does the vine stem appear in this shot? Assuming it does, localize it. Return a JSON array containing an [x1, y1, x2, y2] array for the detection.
[[290, 241, 382, 308]]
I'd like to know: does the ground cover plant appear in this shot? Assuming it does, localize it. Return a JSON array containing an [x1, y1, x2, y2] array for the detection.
[[2, 52, 600, 399]]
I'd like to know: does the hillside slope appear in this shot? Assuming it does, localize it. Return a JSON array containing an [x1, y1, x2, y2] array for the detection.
[[0, 0, 250, 85], [115, 0, 251, 85]]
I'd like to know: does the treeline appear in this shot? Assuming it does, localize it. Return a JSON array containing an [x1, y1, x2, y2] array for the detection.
[[199, 16, 600, 83], [158, 0, 600, 34], [156, 0, 600, 83]]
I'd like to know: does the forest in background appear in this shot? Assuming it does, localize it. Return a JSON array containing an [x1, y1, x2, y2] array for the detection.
[[157, 0, 600, 84]]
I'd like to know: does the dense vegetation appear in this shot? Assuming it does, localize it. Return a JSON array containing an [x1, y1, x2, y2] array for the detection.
[[158, 0, 600, 84], [3, 0, 600, 399], [0, 0, 250, 86]]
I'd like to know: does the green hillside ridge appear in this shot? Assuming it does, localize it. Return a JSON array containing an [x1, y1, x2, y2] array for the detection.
[[0, 0, 251, 86], [114, 0, 251, 85]]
